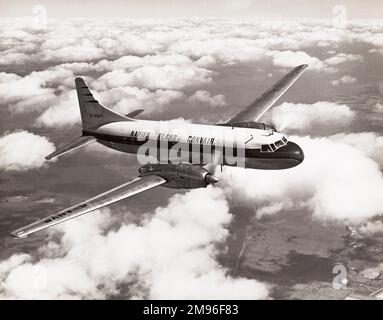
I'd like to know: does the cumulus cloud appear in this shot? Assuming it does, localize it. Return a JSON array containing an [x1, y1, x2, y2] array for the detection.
[[0, 130, 55, 171], [0, 72, 56, 113], [42, 40, 104, 63], [330, 75, 357, 86], [94, 54, 194, 72], [98, 86, 186, 115], [324, 53, 363, 65], [2, 17, 382, 124], [1, 18, 382, 70], [373, 102, 383, 112], [35, 83, 187, 128], [94, 65, 212, 91], [330, 132, 383, 166], [269, 50, 336, 72], [359, 221, 383, 235], [188, 90, 226, 107], [0, 188, 268, 299], [35, 90, 80, 128], [269, 101, 355, 133], [219, 133, 383, 224]]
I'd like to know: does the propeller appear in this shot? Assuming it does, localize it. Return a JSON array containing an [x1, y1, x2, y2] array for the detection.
[[205, 149, 223, 175]]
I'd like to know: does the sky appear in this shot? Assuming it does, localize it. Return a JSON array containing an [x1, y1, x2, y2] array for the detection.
[[0, 0, 383, 19]]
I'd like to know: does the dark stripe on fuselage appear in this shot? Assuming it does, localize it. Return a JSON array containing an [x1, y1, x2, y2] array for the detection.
[[83, 130, 303, 164]]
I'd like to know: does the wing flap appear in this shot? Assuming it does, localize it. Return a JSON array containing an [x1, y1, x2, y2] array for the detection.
[[227, 64, 308, 123], [11, 175, 166, 238]]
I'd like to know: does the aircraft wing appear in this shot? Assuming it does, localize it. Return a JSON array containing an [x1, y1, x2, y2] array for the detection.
[[11, 175, 166, 238], [226, 64, 308, 124]]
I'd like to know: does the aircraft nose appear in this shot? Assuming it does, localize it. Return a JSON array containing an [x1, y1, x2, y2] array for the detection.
[[285, 141, 304, 163]]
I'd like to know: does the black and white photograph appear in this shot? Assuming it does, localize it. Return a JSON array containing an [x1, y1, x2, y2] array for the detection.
[[0, 0, 383, 306]]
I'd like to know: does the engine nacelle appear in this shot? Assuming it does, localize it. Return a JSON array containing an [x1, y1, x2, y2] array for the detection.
[[138, 163, 219, 189]]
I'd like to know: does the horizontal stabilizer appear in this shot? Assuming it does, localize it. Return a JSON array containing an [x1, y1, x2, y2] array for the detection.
[[45, 136, 96, 160], [125, 109, 144, 118]]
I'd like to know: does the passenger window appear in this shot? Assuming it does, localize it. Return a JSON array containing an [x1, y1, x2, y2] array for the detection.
[[261, 145, 270, 152]]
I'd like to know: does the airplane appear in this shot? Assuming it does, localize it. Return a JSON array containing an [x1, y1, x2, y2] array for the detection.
[[11, 64, 307, 238]]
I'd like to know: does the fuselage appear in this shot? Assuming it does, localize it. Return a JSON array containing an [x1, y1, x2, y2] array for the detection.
[[84, 119, 304, 170]]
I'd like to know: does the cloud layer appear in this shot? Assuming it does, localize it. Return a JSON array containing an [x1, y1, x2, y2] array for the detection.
[[220, 132, 383, 224], [0, 131, 55, 171], [269, 101, 355, 133], [0, 187, 268, 299], [1, 17, 380, 128]]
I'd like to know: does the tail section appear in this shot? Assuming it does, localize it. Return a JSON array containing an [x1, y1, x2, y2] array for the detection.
[[75, 77, 132, 130], [45, 78, 135, 161]]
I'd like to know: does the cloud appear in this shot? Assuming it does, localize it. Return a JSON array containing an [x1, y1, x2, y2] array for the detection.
[[0, 52, 33, 66], [94, 54, 195, 72], [0, 130, 55, 171], [324, 53, 363, 65], [35, 90, 80, 128], [219, 133, 383, 224], [359, 221, 383, 235], [373, 102, 383, 112], [0, 72, 56, 113], [1, 18, 382, 70], [2, 17, 382, 125], [269, 50, 336, 72], [0, 187, 268, 299], [35, 83, 187, 128], [188, 90, 227, 107], [98, 86, 186, 115], [269, 101, 355, 133], [94, 65, 212, 91], [330, 132, 383, 166], [330, 75, 357, 86], [42, 42, 104, 63]]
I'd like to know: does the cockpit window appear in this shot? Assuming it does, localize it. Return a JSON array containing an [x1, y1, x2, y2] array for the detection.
[[275, 140, 284, 148]]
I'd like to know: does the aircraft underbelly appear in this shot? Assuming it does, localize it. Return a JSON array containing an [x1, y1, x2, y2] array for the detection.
[[98, 140, 140, 154], [245, 157, 300, 170]]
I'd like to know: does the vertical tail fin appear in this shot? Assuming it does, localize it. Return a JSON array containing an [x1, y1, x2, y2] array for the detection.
[[75, 77, 132, 130]]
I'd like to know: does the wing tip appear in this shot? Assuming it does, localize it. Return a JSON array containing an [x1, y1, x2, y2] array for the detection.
[[10, 230, 28, 239], [75, 76, 84, 82]]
